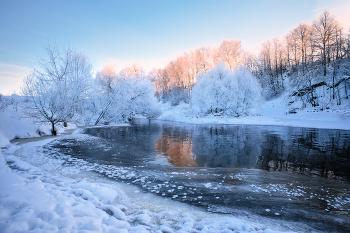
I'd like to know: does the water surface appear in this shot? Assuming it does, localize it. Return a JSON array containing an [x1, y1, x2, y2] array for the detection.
[[51, 119, 350, 232]]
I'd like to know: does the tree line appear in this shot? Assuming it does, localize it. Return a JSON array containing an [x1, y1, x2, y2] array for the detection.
[[20, 46, 160, 135], [150, 11, 350, 106]]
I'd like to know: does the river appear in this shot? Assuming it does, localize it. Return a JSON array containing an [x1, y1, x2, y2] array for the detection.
[[48, 119, 350, 232]]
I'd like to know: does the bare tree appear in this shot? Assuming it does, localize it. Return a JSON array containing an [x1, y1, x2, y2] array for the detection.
[[218, 39, 242, 69], [242, 51, 258, 75], [313, 11, 337, 76], [194, 47, 214, 74], [21, 45, 93, 135], [294, 23, 312, 72], [260, 40, 272, 74], [119, 62, 145, 79]]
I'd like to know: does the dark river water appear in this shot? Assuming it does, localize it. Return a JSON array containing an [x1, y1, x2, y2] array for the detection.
[[50, 119, 350, 232]]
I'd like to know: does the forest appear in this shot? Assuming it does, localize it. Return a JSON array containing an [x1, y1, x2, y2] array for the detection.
[[150, 11, 350, 108]]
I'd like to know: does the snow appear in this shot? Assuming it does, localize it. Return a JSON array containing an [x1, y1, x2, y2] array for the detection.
[[0, 106, 40, 147], [0, 128, 10, 148], [0, 105, 77, 147], [158, 94, 350, 130]]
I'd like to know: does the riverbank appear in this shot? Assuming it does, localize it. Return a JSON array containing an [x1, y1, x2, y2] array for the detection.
[[2, 94, 350, 148], [158, 96, 350, 130]]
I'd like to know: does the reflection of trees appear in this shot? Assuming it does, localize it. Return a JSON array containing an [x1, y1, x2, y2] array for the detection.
[[256, 128, 350, 180], [85, 121, 350, 180], [154, 125, 261, 168], [82, 123, 162, 165], [191, 125, 261, 168], [155, 132, 198, 167]]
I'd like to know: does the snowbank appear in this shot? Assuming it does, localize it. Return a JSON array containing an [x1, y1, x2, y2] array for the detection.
[[0, 105, 76, 147], [0, 129, 10, 148], [0, 106, 39, 147]]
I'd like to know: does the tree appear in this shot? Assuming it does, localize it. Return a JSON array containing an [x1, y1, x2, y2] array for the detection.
[[119, 62, 145, 79], [313, 11, 337, 76], [218, 39, 242, 69], [95, 62, 119, 93], [191, 64, 262, 117], [21, 45, 93, 135], [92, 63, 161, 125], [294, 23, 312, 71], [194, 47, 214, 74]]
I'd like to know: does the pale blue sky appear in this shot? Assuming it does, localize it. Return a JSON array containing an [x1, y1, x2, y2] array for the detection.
[[1, 0, 349, 95]]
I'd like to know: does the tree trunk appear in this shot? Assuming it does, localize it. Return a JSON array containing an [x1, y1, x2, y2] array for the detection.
[[51, 121, 57, 136]]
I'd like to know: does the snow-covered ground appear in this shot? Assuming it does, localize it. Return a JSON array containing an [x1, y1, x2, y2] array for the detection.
[[1, 97, 349, 232], [158, 95, 350, 131], [0, 105, 76, 148]]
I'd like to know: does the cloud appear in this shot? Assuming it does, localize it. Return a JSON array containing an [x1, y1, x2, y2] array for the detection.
[[0, 63, 31, 95]]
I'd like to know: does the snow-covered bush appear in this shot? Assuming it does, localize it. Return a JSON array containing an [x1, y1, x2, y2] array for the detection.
[[191, 64, 262, 117]]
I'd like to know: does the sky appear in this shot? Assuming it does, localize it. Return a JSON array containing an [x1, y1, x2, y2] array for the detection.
[[0, 0, 350, 95]]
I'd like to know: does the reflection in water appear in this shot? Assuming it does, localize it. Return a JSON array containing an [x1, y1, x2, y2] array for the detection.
[[154, 125, 260, 168], [155, 132, 198, 167], [152, 122, 350, 180], [82, 120, 350, 180], [256, 127, 350, 180], [192, 125, 260, 168]]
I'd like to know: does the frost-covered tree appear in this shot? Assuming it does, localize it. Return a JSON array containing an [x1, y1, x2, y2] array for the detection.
[[21, 45, 93, 135], [94, 77, 160, 125], [92, 64, 161, 125], [191, 64, 262, 117]]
